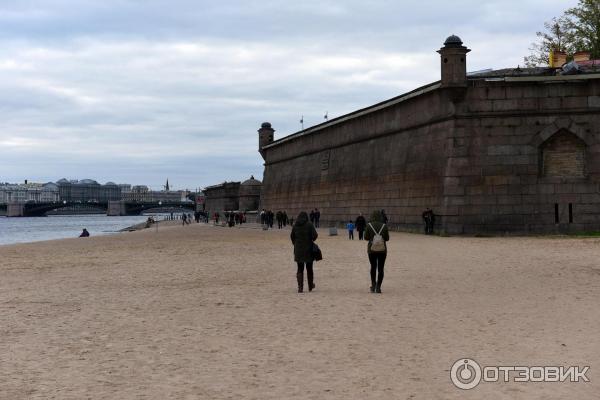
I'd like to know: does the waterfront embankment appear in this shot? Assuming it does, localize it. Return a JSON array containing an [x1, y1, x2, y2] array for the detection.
[[1, 223, 599, 399]]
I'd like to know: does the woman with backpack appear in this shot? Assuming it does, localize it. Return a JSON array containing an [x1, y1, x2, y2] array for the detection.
[[290, 211, 319, 293], [364, 210, 390, 293]]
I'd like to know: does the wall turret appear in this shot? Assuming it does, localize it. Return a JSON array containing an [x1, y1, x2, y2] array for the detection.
[[437, 35, 470, 87], [258, 122, 275, 160]]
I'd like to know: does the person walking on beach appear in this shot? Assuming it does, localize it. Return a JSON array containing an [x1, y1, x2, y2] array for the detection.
[[260, 209, 266, 225], [182, 213, 188, 226], [355, 213, 366, 240], [290, 211, 318, 293], [381, 209, 388, 224], [364, 210, 390, 293], [346, 220, 355, 240], [422, 208, 435, 235], [315, 208, 321, 228]]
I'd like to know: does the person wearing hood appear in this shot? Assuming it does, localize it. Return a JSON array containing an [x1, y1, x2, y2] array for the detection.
[[364, 210, 390, 293], [290, 211, 318, 293]]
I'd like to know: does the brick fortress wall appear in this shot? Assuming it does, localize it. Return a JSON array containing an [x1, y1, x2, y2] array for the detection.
[[258, 36, 600, 234], [203, 182, 241, 217], [260, 86, 454, 232], [444, 79, 600, 234]]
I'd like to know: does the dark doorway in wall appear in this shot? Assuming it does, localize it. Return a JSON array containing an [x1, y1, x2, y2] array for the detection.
[[555, 203, 559, 224], [569, 203, 573, 223]]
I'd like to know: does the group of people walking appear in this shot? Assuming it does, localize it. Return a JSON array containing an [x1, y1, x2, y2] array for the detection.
[[276, 211, 289, 228], [346, 210, 388, 240], [260, 209, 293, 229], [290, 207, 436, 293], [260, 209, 275, 228], [291, 210, 389, 294], [212, 211, 246, 227], [225, 211, 247, 227]]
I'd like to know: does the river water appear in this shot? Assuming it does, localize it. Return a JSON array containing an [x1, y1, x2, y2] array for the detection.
[[0, 214, 155, 246]]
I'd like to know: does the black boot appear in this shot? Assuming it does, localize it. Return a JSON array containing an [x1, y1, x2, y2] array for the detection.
[[297, 272, 304, 293], [307, 269, 315, 292]]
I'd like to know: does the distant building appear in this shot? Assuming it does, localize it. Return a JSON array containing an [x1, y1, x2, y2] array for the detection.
[[40, 183, 60, 202], [203, 176, 262, 215], [0, 182, 59, 204], [56, 179, 121, 202], [239, 176, 262, 211], [152, 190, 189, 203], [1, 178, 191, 206], [124, 185, 151, 202], [122, 184, 190, 203], [118, 184, 132, 193]]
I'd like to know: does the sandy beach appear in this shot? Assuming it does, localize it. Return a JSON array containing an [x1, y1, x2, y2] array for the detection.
[[1, 223, 599, 399]]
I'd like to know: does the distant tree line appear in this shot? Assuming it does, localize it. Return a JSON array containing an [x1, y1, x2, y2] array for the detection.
[[524, 0, 600, 67]]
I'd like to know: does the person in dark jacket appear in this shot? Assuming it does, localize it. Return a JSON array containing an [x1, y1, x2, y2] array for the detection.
[[380, 209, 388, 224], [79, 228, 90, 237], [290, 211, 318, 293], [364, 210, 390, 293], [355, 213, 366, 240], [422, 208, 435, 234], [268, 210, 274, 228]]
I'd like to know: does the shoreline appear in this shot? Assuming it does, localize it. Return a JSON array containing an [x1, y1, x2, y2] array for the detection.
[[0, 215, 152, 248], [3, 216, 600, 249]]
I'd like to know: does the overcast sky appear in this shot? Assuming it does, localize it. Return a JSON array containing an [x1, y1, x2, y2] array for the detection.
[[0, 0, 578, 190]]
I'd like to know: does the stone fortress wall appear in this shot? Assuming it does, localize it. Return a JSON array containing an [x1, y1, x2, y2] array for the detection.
[[203, 176, 262, 218], [258, 36, 600, 234]]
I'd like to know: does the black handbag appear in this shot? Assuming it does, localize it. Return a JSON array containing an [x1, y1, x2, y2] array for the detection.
[[312, 243, 323, 261]]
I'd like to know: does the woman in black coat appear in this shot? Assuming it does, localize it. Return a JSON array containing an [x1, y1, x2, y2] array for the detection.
[[290, 211, 318, 293]]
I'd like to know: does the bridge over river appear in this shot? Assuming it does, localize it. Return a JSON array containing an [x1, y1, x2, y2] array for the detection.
[[0, 201, 196, 217]]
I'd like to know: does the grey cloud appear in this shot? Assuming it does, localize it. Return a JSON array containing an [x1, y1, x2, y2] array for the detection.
[[0, 0, 579, 189]]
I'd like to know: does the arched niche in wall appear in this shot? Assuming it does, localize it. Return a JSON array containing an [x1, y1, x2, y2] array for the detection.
[[531, 118, 592, 179], [539, 129, 587, 178]]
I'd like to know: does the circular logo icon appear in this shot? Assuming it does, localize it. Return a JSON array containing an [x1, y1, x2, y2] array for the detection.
[[450, 358, 482, 390]]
